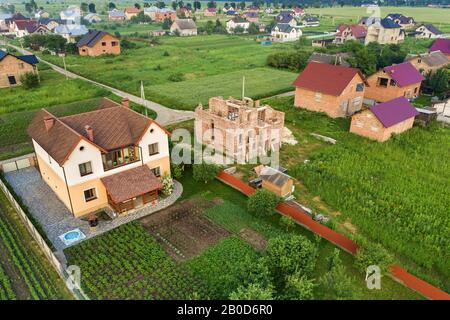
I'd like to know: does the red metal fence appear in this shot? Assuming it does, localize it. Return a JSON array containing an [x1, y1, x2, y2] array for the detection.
[[216, 171, 450, 300]]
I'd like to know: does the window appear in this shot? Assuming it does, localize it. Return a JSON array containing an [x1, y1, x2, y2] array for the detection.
[[315, 92, 321, 102], [356, 83, 364, 92], [101, 42, 106, 46], [148, 143, 159, 156], [370, 126, 379, 132], [84, 188, 97, 202], [390, 79, 396, 86], [7, 75, 16, 85], [378, 78, 389, 87], [111, 41, 118, 47], [151, 167, 161, 177], [414, 87, 418, 94], [79, 162, 93, 176]]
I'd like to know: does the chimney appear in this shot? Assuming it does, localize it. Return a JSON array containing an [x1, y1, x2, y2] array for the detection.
[[84, 125, 94, 142], [44, 116, 55, 132], [122, 97, 130, 108]]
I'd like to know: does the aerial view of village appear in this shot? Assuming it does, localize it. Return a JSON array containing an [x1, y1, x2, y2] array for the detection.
[[0, 0, 449, 306]]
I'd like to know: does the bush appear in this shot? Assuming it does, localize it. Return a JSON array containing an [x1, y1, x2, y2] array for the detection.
[[192, 162, 221, 184], [247, 189, 279, 217], [171, 163, 184, 180], [120, 39, 136, 49], [355, 242, 394, 274], [168, 72, 185, 82], [161, 175, 174, 196], [20, 72, 40, 89], [162, 50, 170, 56], [266, 235, 318, 287], [266, 51, 309, 72], [229, 283, 274, 300], [279, 215, 296, 232]]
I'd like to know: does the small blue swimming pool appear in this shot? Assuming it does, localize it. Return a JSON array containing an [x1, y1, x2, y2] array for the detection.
[[64, 230, 81, 241], [59, 228, 86, 246]]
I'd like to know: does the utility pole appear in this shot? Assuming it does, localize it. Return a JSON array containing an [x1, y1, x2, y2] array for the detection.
[[242, 76, 245, 101], [140, 80, 148, 117]]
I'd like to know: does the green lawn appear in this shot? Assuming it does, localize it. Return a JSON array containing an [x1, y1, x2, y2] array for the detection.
[[264, 96, 450, 292], [39, 35, 300, 110]]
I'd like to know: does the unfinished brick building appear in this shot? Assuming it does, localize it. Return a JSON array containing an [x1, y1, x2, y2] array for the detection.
[[195, 97, 285, 162]]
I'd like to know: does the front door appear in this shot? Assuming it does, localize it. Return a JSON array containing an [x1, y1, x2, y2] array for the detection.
[[8, 75, 17, 85]]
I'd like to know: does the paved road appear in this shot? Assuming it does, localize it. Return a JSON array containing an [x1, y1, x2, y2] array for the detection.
[[4, 42, 194, 125]]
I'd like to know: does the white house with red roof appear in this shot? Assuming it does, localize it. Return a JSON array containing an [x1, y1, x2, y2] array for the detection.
[[334, 24, 367, 44], [27, 98, 171, 217]]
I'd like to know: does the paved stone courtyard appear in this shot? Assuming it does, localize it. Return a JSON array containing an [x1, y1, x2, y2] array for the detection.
[[4, 167, 182, 251]]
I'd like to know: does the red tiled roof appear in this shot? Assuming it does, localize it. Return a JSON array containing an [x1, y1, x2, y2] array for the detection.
[[101, 165, 162, 203], [124, 7, 140, 14], [336, 24, 367, 39], [14, 20, 39, 32], [292, 62, 365, 96]]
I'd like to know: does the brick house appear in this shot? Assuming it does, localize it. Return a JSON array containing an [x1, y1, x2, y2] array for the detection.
[[255, 165, 294, 198], [350, 96, 419, 142], [334, 24, 367, 44], [365, 18, 405, 45], [0, 50, 39, 88], [154, 9, 177, 23], [195, 96, 285, 162], [11, 20, 40, 37], [124, 7, 141, 20], [293, 62, 367, 118], [429, 39, 450, 58], [364, 62, 425, 103], [405, 51, 449, 75], [27, 98, 171, 217], [77, 30, 120, 56]]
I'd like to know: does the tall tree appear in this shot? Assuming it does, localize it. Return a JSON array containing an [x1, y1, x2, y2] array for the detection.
[[88, 3, 96, 13]]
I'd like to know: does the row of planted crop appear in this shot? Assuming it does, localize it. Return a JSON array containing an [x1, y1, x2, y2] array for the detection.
[[0, 193, 63, 299], [0, 263, 16, 300], [65, 222, 207, 299]]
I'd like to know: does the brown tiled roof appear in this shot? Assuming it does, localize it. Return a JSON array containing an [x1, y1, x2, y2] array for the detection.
[[292, 62, 366, 96], [101, 165, 162, 203], [27, 98, 169, 166], [27, 109, 83, 165]]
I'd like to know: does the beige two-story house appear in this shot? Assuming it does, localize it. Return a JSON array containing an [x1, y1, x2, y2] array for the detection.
[[27, 98, 171, 217]]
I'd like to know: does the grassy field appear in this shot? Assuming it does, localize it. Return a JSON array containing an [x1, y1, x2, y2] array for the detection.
[[39, 35, 301, 110], [263, 96, 450, 292], [0, 190, 71, 299]]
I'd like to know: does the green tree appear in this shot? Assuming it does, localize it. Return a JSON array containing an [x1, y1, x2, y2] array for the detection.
[[108, 2, 116, 10], [205, 20, 215, 34], [425, 68, 449, 97], [279, 215, 295, 232], [162, 17, 172, 29], [248, 22, 259, 34], [229, 283, 274, 300], [319, 249, 355, 300], [88, 3, 96, 13], [20, 72, 40, 89], [266, 235, 317, 287], [346, 47, 377, 75], [81, 2, 89, 12], [134, 3, 141, 9], [284, 273, 315, 300], [355, 242, 393, 274], [247, 189, 279, 217], [207, 1, 216, 8], [192, 162, 221, 183], [193, 1, 201, 10]]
